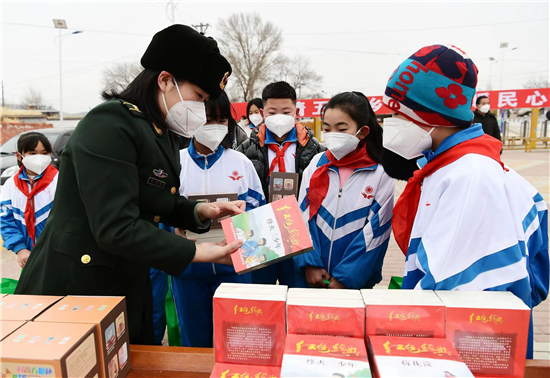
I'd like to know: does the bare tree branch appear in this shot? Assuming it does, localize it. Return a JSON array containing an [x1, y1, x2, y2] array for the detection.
[[523, 76, 550, 89], [21, 87, 46, 109], [270, 55, 323, 98], [102, 62, 143, 94], [217, 13, 284, 101]]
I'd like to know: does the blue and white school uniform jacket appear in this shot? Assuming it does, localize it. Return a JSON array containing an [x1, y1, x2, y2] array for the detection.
[[1, 168, 58, 253], [296, 152, 395, 289], [403, 125, 549, 312], [177, 142, 266, 277]]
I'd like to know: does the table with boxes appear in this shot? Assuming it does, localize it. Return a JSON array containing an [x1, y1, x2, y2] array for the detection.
[[1, 294, 131, 378], [1, 285, 546, 378]]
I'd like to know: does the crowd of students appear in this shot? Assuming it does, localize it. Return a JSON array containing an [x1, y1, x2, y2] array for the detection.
[[1, 43, 548, 357]]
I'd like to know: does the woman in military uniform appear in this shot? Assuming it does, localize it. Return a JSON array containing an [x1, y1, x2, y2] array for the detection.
[[15, 25, 244, 345]]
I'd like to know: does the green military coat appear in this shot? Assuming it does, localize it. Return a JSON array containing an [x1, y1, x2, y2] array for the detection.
[[15, 99, 207, 344]]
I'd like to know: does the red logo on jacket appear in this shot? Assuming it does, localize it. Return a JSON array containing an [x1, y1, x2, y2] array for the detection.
[[361, 186, 374, 199], [229, 170, 243, 181]]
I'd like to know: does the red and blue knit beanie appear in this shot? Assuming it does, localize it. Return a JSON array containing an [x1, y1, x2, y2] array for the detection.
[[383, 44, 478, 128]]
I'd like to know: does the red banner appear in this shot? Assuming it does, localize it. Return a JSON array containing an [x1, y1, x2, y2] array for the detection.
[[231, 88, 550, 119]]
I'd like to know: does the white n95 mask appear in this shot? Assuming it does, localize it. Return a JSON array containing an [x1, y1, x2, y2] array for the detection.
[[383, 116, 434, 159], [162, 78, 207, 137], [249, 114, 263, 127], [193, 124, 228, 151], [324, 130, 362, 160], [264, 114, 295, 138], [479, 104, 490, 114], [22, 154, 51, 175]]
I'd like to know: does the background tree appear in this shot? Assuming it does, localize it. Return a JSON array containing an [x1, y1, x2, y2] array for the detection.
[[523, 75, 550, 89], [102, 62, 142, 94], [271, 55, 323, 98], [217, 13, 285, 101], [21, 87, 46, 109]]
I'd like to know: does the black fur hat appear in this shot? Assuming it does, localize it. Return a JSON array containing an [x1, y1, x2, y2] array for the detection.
[[141, 24, 231, 100]]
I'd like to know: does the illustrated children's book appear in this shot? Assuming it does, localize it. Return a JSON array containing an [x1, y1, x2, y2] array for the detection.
[[280, 334, 372, 378], [222, 196, 313, 274]]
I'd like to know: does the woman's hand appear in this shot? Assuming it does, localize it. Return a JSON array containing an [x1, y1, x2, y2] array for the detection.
[[192, 239, 243, 265], [328, 277, 346, 289], [197, 200, 246, 221], [304, 266, 331, 288], [17, 249, 31, 268]]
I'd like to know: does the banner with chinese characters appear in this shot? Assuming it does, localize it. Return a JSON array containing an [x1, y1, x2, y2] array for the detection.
[[231, 88, 550, 118]]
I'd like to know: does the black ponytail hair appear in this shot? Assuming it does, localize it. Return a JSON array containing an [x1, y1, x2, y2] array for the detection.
[[322, 91, 383, 163]]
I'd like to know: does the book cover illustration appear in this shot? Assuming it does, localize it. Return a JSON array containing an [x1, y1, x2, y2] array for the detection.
[[269, 172, 299, 203], [280, 334, 371, 378], [368, 336, 474, 378], [222, 196, 313, 274]]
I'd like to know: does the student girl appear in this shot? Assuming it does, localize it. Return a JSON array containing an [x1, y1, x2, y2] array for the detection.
[[1, 132, 58, 268], [163, 91, 265, 347], [295, 92, 394, 289]]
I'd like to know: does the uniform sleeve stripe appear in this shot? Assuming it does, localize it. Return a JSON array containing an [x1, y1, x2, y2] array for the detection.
[[335, 205, 371, 229], [523, 204, 539, 233]]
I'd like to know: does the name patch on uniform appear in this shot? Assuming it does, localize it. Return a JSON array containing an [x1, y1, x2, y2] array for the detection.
[[147, 177, 166, 189]]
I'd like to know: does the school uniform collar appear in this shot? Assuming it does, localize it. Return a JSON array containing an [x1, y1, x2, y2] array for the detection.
[[18, 167, 46, 181], [424, 123, 484, 163], [264, 127, 298, 145], [188, 139, 225, 170], [317, 151, 378, 173]]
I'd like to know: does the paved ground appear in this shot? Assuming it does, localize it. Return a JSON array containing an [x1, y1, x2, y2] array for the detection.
[[2, 149, 549, 357]]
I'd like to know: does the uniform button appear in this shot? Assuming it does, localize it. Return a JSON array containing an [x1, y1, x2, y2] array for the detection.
[[81, 254, 91, 264], [171, 187, 177, 195], [154, 215, 161, 223]]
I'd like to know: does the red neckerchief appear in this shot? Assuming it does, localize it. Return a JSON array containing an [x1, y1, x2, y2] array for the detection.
[[267, 142, 291, 178], [393, 134, 506, 255], [307, 143, 377, 220], [13, 164, 57, 245]]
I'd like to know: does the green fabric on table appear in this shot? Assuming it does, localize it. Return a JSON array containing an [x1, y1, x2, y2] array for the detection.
[[388, 276, 403, 290], [165, 277, 182, 346]]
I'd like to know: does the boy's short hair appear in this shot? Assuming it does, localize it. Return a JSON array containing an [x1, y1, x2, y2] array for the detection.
[[247, 229, 254, 237], [258, 238, 267, 245], [262, 81, 297, 104]]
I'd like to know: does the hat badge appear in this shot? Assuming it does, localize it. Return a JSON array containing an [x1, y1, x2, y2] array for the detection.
[[220, 71, 230, 90]]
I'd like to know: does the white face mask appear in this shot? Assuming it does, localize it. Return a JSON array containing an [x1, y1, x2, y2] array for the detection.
[[479, 104, 490, 114], [264, 114, 295, 138], [383, 116, 434, 159], [324, 130, 362, 160], [161, 78, 207, 137], [249, 114, 263, 127], [193, 124, 228, 152], [22, 154, 51, 175]]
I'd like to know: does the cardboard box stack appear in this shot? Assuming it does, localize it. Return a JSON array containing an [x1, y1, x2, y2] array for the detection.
[[34, 296, 131, 378], [287, 288, 365, 338], [0, 294, 63, 321], [1, 321, 101, 378], [368, 335, 474, 378], [213, 283, 288, 368], [280, 334, 372, 378], [361, 289, 446, 339], [436, 291, 530, 378], [1, 320, 26, 341]]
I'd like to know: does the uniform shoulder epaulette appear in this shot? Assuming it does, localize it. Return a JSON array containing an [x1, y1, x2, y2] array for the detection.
[[119, 100, 146, 119]]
